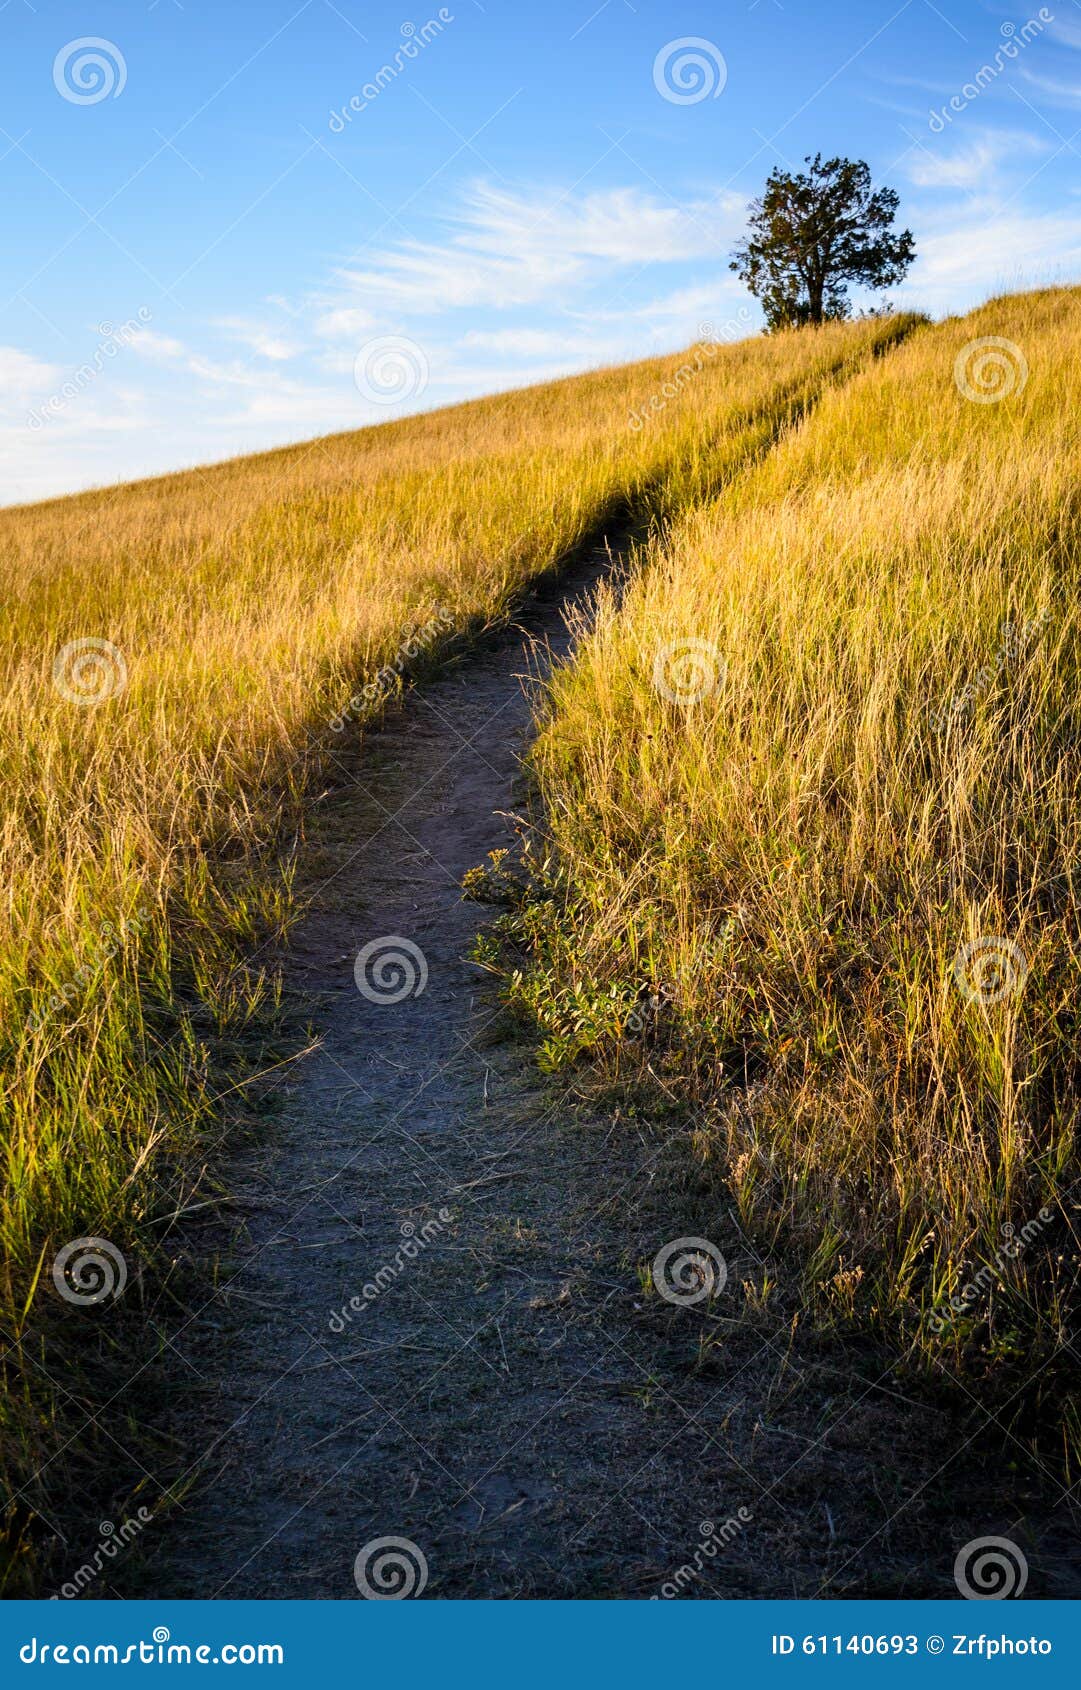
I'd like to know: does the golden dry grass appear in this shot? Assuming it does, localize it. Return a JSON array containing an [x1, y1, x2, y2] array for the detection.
[[513, 287, 1081, 1456], [0, 313, 912, 1582]]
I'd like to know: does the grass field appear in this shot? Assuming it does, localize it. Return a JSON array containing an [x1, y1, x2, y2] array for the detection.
[[505, 287, 1081, 1466], [0, 313, 917, 1586]]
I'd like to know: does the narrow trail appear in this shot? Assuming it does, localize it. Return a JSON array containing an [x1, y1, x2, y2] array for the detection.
[[128, 542, 1033, 1601]]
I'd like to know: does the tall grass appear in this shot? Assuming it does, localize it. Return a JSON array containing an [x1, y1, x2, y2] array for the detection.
[[513, 288, 1081, 1456], [0, 315, 911, 1583]]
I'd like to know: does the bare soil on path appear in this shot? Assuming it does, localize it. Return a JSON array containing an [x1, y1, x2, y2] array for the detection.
[[125, 546, 1064, 1601]]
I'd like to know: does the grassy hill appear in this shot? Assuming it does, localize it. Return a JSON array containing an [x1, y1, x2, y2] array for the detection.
[[503, 286, 1081, 1465], [7, 289, 1078, 1581], [1, 314, 911, 1586]]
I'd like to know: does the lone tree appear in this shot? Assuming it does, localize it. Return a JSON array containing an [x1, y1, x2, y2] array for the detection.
[[730, 153, 915, 331]]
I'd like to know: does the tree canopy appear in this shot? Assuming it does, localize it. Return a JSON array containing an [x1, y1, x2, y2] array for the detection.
[[730, 153, 916, 331]]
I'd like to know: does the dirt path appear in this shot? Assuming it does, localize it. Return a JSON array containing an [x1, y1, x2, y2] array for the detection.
[[126, 545, 1052, 1601]]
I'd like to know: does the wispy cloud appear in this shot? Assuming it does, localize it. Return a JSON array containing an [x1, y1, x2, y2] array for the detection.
[[1043, 15, 1081, 51], [12, 145, 1081, 507], [3, 174, 760, 502], [900, 199, 1081, 309], [1018, 65, 1081, 107], [129, 329, 187, 362], [905, 129, 1047, 188], [312, 306, 377, 340], [212, 316, 305, 361], [322, 180, 746, 316], [0, 347, 61, 408], [1016, 10, 1081, 106]]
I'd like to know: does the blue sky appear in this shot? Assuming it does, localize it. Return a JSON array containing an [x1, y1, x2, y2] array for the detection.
[[2, 0, 1080, 502]]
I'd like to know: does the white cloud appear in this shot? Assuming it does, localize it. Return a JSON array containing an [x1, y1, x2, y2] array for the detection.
[[0, 346, 62, 407], [213, 385, 358, 426], [3, 174, 766, 504], [0, 386, 158, 507], [36, 392, 155, 436], [455, 181, 742, 264], [1044, 15, 1081, 50], [312, 306, 377, 339], [129, 329, 187, 362], [1018, 66, 1081, 107], [899, 200, 1081, 311], [906, 131, 1047, 189], [876, 71, 975, 97], [323, 180, 746, 317], [573, 278, 750, 331], [213, 315, 304, 361], [458, 326, 601, 357]]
